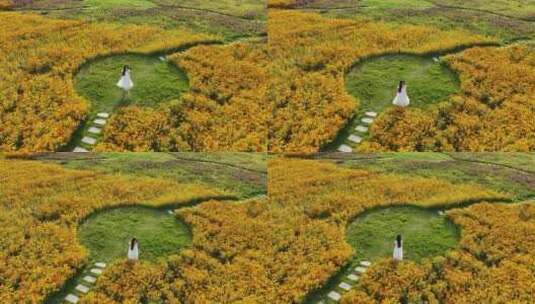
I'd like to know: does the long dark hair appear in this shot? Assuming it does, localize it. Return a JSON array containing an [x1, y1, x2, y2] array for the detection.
[[130, 238, 137, 250], [122, 65, 129, 76], [397, 81, 405, 93], [396, 234, 402, 248]]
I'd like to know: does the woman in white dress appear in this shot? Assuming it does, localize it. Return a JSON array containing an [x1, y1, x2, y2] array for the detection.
[[127, 238, 139, 262], [393, 234, 403, 261], [392, 81, 410, 107], [117, 65, 134, 98]]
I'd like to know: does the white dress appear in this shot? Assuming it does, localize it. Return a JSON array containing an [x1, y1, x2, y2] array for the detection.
[[127, 243, 139, 261], [117, 70, 134, 91], [393, 241, 403, 261], [392, 85, 410, 107]]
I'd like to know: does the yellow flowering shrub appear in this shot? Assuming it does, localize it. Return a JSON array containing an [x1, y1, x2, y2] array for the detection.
[[342, 202, 535, 303], [362, 45, 535, 152], [268, 9, 496, 152], [96, 42, 269, 152], [0, 12, 218, 152], [263, 157, 509, 302], [0, 159, 223, 303]]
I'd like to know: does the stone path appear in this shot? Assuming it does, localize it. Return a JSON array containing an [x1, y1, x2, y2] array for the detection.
[[316, 260, 372, 303], [337, 111, 378, 153], [73, 112, 109, 152], [64, 262, 107, 303]]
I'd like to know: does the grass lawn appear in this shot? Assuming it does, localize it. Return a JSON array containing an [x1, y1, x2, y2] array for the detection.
[[347, 206, 459, 262], [75, 54, 189, 113], [346, 54, 459, 113], [78, 206, 192, 263]]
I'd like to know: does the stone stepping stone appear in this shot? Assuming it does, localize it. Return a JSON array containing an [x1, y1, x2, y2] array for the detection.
[[95, 262, 106, 268], [362, 117, 374, 124], [159, 56, 167, 61], [339, 282, 352, 291], [355, 125, 368, 133], [433, 57, 440, 62], [83, 276, 96, 284], [337, 144, 352, 153], [167, 210, 174, 215], [81, 136, 96, 145], [88, 127, 102, 135], [75, 284, 90, 294], [327, 291, 341, 301], [355, 266, 367, 274], [90, 268, 102, 275], [360, 261, 372, 267], [347, 274, 359, 281], [438, 210, 445, 216], [94, 119, 106, 126], [73, 147, 88, 153], [348, 135, 362, 144], [365, 111, 378, 118], [96, 113, 109, 119], [65, 294, 79, 303]]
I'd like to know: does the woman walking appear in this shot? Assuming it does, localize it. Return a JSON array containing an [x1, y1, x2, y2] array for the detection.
[[393, 234, 403, 261], [127, 238, 139, 262], [117, 65, 134, 99], [392, 81, 410, 107]]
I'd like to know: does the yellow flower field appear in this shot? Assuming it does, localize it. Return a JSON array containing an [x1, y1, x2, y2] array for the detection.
[[267, 9, 498, 152], [0, 158, 224, 303]]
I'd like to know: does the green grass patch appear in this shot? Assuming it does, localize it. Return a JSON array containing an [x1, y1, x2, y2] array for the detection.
[[78, 206, 192, 263], [347, 206, 459, 262], [346, 54, 459, 113], [75, 54, 189, 113]]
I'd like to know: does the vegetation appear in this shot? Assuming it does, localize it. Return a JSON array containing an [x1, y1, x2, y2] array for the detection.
[[342, 202, 535, 303], [96, 42, 269, 152], [336, 152, 535, 201], [275, 0, 534, 41], [346, 55, 459, 112], [266, 157, 509, 302], [362, 45, 535, 152], [0, 157, 225, 303], [0, 11, 269, 152], [36, 152, 268, 198], [347, 207, 459, 262], [0, 12, 218, 152], [2, 153, 533, 303], [12, 0, 266, 40], [267, 9, 496, 152], [75, 54, 189, 112], [79, 207, 192, 263]]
